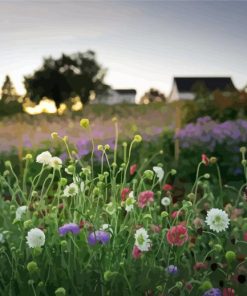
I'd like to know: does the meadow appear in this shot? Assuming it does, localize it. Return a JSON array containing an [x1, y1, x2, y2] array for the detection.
[[0, 103, 247, 296]]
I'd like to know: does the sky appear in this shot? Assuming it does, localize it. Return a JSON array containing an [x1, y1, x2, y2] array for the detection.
[[0, 0, 247, 101]]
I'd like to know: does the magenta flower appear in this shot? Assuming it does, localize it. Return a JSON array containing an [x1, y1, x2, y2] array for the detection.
[[138, 191, 154, 208], [88, 230, 110, 245], [58, 223, 80, 236]]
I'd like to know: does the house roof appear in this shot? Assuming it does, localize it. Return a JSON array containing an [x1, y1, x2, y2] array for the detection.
[[174, 77, 236, 93], [115, 89, 136, 95]]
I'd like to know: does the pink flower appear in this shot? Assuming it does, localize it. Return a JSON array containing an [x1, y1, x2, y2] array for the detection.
[[166, 224, 189, 246], [138, 191, 154, 208], [121, 187, 130, 201], [243, 232, 247, 241], [171, 210, 183, 219], [130, 164, 137, 176], [132, 245, 142, 259], [223, 288, 235, 296], [162, 184, 173, 191], [193, 262, 208, 270], [202, 154, 209, 166]]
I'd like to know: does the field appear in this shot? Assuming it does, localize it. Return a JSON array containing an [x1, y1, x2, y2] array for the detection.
[[0, 103, 247, 296]]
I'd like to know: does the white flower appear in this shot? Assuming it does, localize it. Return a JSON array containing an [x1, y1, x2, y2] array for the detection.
[[0, 233, 4, 243], [26, 228, 45, 248], [15, 206, 28, 221], [134, 228, 151, 251], [36, 151, 52, 165], [125, 196, 136, 212], [161, 197, 171, 207], [49, 157, 62, 169], [205, 208, 230, 233], [153, 166, 164, 182], [64, 183, 79, 197], [101, 224, 113, 236]]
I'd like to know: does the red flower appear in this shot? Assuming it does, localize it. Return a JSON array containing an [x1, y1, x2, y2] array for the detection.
[[132, 245, 142, 259], [171, 210, 183, 219], [162, 184, 173, 191], [166, 224, 189, 246], [121, 187, 130, 201], [193, 262, 208, 270], [244, 232, 247, 242], [138, 190, 154, 208], [130, 164, 137, 175], [223, 288, 235, 296], [202, 154, 209, 166]]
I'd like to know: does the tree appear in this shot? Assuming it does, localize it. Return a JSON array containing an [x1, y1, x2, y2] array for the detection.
[[24, 51, 110, 107], [1, 75, 19, 103], [139, 88, 166, 104]]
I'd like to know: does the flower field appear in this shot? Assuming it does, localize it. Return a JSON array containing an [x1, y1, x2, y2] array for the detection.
[[0, 117, 246, 296]]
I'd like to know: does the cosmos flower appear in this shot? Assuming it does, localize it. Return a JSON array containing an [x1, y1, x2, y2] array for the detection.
[[15, 205, 28, 221], [132, 245, 142, 259], [166, 265, 178, 275], [166, 224, 189, 246], [161, 197, 171, 206], [138, 191, 154, 208], [58, 223, 80, 236], [36, 151, 52, 165], [64, 183, 79, 197], [153, 166, 164, 182], [203, 288, 222, 296], [50, 157, 62, 169], [134, 228, 151, 252], [205, 208, 230, 233], [88, 230, 110, 245], [26, 228, 45, 248]]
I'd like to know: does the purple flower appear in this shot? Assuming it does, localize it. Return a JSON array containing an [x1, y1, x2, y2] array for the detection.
[[58, 223, 80, 236], [203, 288, 222, 296], [88, 230, 110, 245], [166, 265, 178, 275]]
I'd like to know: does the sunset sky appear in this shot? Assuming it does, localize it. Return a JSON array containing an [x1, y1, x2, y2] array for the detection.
[[1, 0, 247, 100]]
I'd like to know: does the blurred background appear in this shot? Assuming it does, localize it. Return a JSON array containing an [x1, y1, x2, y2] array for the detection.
[[0, 0, 247, 182]]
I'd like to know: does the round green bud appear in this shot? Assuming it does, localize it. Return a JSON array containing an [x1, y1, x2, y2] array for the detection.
[[199, 280, 212, 291], [32, 247, 42, 257], [242, 160, 247, 166], [171, 169, 177, 175], [225, 251, 236, 263], [28, 279, 34, 286], [175, 281, 183, 289], [143, 214, 152, 220], [103, 172, 109, 178], [187, 192, 196, 201], [214, 244, 223, 253], [27, 261, 39, 274], [122, 142, 127, 147], [143, 170, 154, 180], [204, 173, 210, 179], [23, 220, 33, 229], [240, 147, 246, 153], [133, 134, 142, 143], [4, 161, 11, 168], [161, 211, 168, 218], [80, 118, 89, 128], [55, 287, 66, 296], [32, 191, 38, 198], [38, 281, 44, 288]]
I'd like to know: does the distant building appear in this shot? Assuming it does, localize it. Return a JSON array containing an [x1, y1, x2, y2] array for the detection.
[[93, 89, 137, 104], [169, 77, 236, 102]]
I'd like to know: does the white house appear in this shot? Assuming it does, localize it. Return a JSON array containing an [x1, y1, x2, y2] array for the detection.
[[93, 89, 137, 105], [169, 77, 236, 102]]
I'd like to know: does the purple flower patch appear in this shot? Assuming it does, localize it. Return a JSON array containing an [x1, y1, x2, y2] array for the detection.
[[88, 230, 110, 245], [58, 223, 80, 236]]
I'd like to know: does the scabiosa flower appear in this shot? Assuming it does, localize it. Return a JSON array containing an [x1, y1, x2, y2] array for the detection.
[[134, 228, 151, 251], [36, 151, 52, 165], [88, 230, 110, 245], [132, 245, 142, 259], [138, 191, 154, 208], [15, 205, 28, 221], [58, 223, 80, 236], [203, 288, 222, 296], [162, 184, 173, 191], [130, 164, 137, 175], [121, 187, 130, 201], [26, 228, 45, 248], [166, 265, 178, 275], [50, 156, 62, 169], [202, 154, 209, 166], [64, 183, 79, 197], [161, 197, 171, 206], [153, 166, 164, 182], [166, 224, 189, 246], [205, 208, 230, 233]]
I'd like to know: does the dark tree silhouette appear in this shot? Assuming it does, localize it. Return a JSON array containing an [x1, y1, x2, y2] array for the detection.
[[139, 88, 166, 104], [24, 51, 110, 107], [1, 75, 19, 103]]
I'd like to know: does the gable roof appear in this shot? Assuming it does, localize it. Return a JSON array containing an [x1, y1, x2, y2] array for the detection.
[[174, 77, 236, 93]]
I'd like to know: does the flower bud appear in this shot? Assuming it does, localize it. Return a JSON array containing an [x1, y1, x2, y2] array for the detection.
[[161, 211, 168, 218], [143, 170, 154, 180], [25, 153, 33, 160], [23, 220, 33, 229], [104, 144, 110, 150], [27, 261, 39, 274], [170, 169, 177, 175], [60, 178, 68, 186], [209, 157, 217, 164], [199, 280, 212, 291], [225, 251, 236, 263], [133, 135, 142, 143], [175, 281, 183, 288], [51, 132, 58, 139], [55, 287, 66, 296], [97, 145, 103, 151], [204, 174, 210, 179], [80, 118, 89, 128], [214, 244, 223, 253], [240, 147, 246, 154], [32, 247, 42, 257]]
